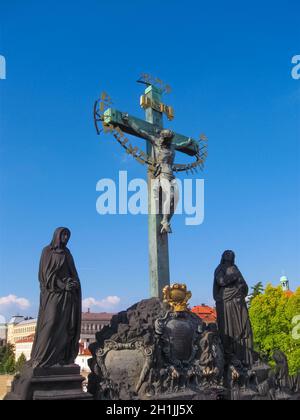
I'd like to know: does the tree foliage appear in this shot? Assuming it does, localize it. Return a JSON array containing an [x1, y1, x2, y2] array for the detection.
[[249, 282, 264, 305], [0, 343, 16, 374], [15, 353, 27, 373], [249, 285, 300, 375]]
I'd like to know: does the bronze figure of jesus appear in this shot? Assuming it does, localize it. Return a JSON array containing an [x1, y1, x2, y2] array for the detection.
[[122, 113, 195, 234]]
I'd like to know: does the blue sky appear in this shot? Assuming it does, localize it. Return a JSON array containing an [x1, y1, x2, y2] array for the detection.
[[0, 0, 299, 320]]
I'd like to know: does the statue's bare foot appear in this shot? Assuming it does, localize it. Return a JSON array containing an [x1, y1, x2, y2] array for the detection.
[[160, 222, 172, 234]]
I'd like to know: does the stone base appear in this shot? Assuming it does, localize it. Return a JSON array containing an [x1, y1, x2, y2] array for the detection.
[[142, 388, 226, 400], [4, 364, 92, 401]]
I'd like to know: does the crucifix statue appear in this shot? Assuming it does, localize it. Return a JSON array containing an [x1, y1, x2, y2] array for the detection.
[[121, 113, 195, 234], [94, 75, 206, 298]]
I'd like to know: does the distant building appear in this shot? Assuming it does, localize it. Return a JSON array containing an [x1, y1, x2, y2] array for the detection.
[[76, 342, 92, 373], [279, 275, 295, 298], [7, 317, 37, 346], [0, 322, 7, 346], [76, 310, 114, 374], [191, 305, 217, 324], [15, 334, 35, 361], [280, 275, 290, 292], [81, 310, 114, 346]]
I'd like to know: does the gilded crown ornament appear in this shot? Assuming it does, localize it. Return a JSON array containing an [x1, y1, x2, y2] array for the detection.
[[163, 283, 192, 312]]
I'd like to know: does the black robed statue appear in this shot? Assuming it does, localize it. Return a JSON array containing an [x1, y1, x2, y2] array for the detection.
[[31, 227, 82, 368], [213, 250, 253, 368]]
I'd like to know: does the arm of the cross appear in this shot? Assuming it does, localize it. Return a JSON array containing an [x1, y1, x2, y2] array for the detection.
[[174, 137, 199, 156], [123, 114, 156, 144], [103, 108, 198, 156], [104, 108, 156, 143]]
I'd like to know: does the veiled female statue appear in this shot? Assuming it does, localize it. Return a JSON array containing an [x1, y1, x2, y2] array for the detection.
[[31, 227, 82, 368], [213, 250, 253, 367]]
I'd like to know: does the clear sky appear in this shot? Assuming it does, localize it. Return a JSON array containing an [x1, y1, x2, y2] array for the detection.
[[0, 0, 299, 320]]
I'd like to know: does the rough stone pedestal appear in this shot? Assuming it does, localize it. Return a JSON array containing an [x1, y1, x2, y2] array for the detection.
[[143, 388, 225, 400], [88, 298, 227, 400], [4, 364, 92, 401]]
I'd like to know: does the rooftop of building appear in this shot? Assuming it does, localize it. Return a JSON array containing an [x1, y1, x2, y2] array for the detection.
[[15, 319, 37, 326], [8, 316, 36, 325], [191, 304, 217, 323], [8, 312, 114, 326], [8, 316, 25, 325], [82, 311, 114, 322]]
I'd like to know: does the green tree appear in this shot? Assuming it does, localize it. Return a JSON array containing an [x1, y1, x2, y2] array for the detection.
[[249, 285, 300, 375], [0, 343, 16, 375], [0, 346, 6, 367], [15, 353, 27, 373], [4, 354, 16, 374], [249, 282, 264, 306]]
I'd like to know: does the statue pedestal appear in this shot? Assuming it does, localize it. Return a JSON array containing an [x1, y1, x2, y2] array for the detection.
[[5, 364, 92, 401], [88, 298, 227, 400], [143, 388, 225, 400]]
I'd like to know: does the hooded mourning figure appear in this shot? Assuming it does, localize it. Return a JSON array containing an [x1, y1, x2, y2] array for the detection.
[[30, 227, 82, 368], [271, 349, 300, 394], [213, 250, 253, 368], [272, 350, 290, 390]]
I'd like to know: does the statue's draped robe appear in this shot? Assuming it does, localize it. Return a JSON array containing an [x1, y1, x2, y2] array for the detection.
[[272, 350, 300, 393], [31, 231, 81, 368], [213, 261, 253, 367]]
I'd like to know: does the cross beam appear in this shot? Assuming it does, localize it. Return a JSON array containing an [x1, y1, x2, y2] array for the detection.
[[103, 109, 199, 156]]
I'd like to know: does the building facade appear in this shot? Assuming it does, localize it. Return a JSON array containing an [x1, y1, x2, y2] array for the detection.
[[0, 322, 7, 347], [7, 317, 37, 346], [15, 334, 35, 361], [80, 311, 114, 346]]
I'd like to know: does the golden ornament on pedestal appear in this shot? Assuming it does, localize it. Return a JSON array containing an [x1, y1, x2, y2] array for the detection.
[[162, 284, 192, 312]]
